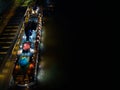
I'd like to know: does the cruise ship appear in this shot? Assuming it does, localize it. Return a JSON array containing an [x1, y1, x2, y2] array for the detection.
[[12, 5, 42, 87]]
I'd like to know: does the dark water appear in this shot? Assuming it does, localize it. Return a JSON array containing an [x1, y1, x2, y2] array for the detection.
[[38, 1, 96, 89]]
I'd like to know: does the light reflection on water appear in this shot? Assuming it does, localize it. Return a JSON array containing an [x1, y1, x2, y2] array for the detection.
[[36, 16, 65, 88]]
